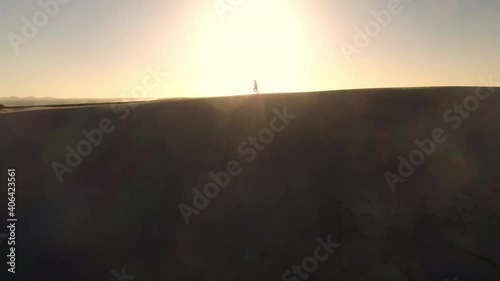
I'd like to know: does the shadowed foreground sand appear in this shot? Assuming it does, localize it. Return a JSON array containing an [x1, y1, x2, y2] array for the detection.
[[1, 87, 499, 281]]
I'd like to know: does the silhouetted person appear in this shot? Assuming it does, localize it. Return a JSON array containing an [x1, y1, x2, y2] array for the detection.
[[253, 80, 259, 95]]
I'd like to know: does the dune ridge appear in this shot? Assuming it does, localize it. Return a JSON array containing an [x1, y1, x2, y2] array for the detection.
[[1, 87, 500, 281]]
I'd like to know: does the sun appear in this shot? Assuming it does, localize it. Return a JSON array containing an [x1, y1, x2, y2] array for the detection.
[[194, 0, 308, 96]]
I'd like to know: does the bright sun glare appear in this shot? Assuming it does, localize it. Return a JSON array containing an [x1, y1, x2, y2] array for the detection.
[[196, 0, 308, 96]]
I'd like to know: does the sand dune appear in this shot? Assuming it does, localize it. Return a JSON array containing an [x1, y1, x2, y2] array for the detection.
[[1, 87, 499, 281]]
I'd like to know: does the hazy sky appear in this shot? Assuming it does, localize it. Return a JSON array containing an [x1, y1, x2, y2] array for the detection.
[[1, 0, 499, 99]]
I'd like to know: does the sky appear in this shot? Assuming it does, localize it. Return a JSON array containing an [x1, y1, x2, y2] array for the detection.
[[1, 0, 499, 99]]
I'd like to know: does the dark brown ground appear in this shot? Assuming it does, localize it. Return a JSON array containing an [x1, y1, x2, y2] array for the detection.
[[1, 87, 499, 281]]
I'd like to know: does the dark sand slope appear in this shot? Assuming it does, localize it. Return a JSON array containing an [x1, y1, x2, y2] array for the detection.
[[1, 87, 499, 281]]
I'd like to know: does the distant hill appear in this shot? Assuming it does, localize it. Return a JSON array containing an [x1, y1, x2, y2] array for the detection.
[[0, 96, 156, 107]]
